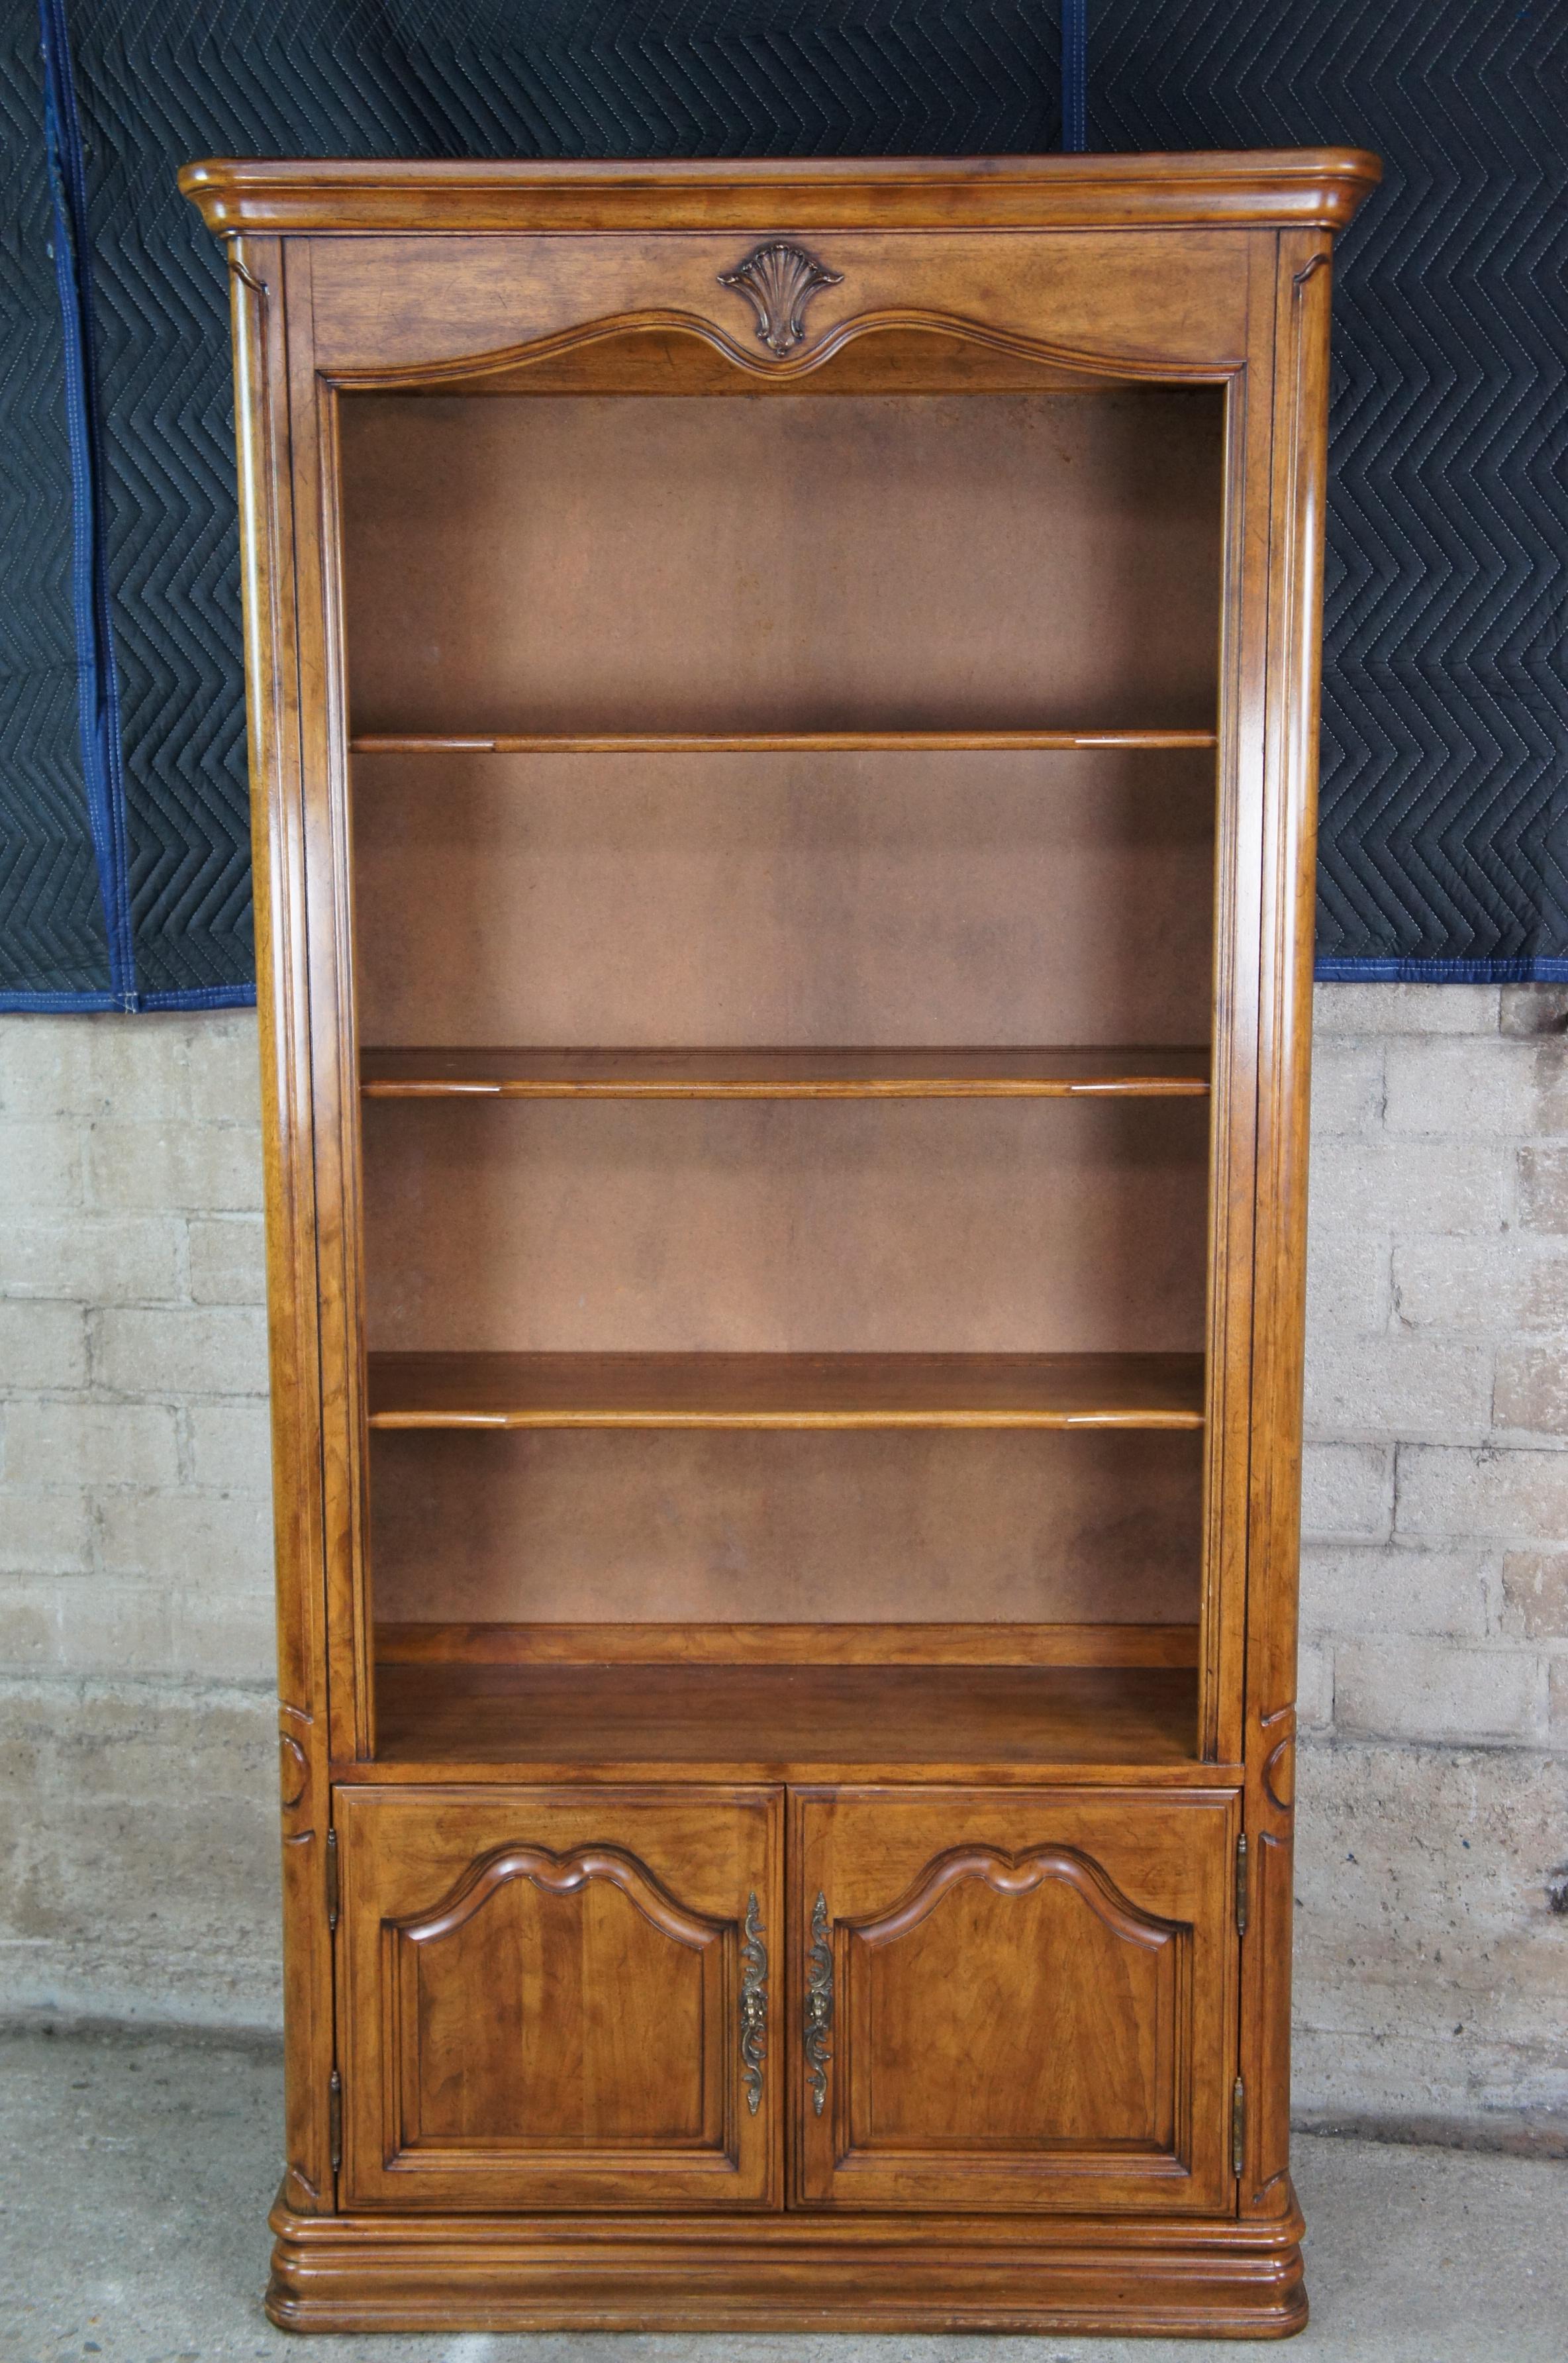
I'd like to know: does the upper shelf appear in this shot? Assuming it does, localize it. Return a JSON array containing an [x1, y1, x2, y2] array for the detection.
[[350, 729, 1218, 756], [360, 1046, 1212, 1100], [366, 1350, 1206, 1431]]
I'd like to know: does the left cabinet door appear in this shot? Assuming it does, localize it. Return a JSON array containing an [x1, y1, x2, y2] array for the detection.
[[334, 1785, 782, 2210]]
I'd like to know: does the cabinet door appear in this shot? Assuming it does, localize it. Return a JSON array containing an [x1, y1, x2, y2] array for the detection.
[[791, 1787, 1238, 2212], [334, 1785, 781, 2209]]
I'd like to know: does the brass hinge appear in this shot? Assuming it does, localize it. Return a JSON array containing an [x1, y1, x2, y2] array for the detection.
[[1235, 1831, 1249, 1936], [1232, 2076, 1246, 2179], [328, 2067, 342, 2173], [325, 1826, 339, 1931]]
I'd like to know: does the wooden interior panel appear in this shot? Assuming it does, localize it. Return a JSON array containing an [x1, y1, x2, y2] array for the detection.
[[364, 1350, 1206, 1428], [339, 386, 1223, 735], [360, 1098, 1210, 1355], [366, 1427, 1202, 1627], [350, 748, 1216, 1050], [375, 1621, 1202, 1668], [358, 1045, 1213, 1097], [370, 1662, 1200, 1772]]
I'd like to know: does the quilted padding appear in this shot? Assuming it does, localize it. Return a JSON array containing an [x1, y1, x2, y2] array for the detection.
[[1091, 0, 1568, 978], [2, 1, 1564, 1000], [0, 0, 108, 1001]]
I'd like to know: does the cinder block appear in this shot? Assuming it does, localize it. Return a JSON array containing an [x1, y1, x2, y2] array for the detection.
[[0, 1578, 61, 1669], [1494, 1345, 1568, 1436], [1312, 981, 1499, 1036], [1308, 1136, 1508, 1238], [0, 1119, 83, 1208], [1393, 1236, 1568, 1334], [1334, 1637, 1544, 1742], [0, 1012, 261, 1123], [1304, 1228, 1391, 1336], [1300, 1442, 1394, 1542], [1296, 1636, 1334, 1731], [1551, 1656, 1568, 1740], [1517, 1147, 1568, 1233], [1500, 1552, 1568, 1640], [0, 1677, 281, 2027], [0, 1488, 92, 1575], [0, 1018, 106, 1117], [187, 1403, 275, 1496], [1303, 1338, 1491, 1439], [172, 1585, 277, 1684], [1500, 984, 1568, 1037], [187, 1215, 267, 1306], [0, 1215, 183, 1306], [0, 1301, 87, 1391], [1396, 1443, 1568, 1547], [1383, 1037, 1568, 1139], [4, 1401, 179, 1491], [96, 1491, 273, 1593], [53, 1577, 176, 1677], [1300, 1546, 1491, 1639], [1307, 1039, 1385, 1135], [91, 1305, 268, 1399], [85, 1121, 264, 1215], [173, 1020, 262, 1125]]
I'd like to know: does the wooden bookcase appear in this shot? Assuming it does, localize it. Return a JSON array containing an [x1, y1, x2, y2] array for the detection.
[[183, 147, 1379, 2337]]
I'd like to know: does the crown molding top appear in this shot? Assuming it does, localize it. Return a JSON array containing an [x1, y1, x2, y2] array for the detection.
[[179, 149, 1381, 238]]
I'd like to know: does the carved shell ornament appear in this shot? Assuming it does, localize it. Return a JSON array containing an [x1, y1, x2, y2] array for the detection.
[[718, 242, 844, 357]]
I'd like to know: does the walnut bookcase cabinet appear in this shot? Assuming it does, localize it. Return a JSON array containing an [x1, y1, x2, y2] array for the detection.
[[182, 147, 1379, 2338]]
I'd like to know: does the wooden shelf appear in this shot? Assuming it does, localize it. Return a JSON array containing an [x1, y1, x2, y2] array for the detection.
[[360, 1045, 1212, 1100], [372, 1660, 1201, 1772], [377, 1620, 1204, 1670], [350, 729, 1218, 755], [366, 1350, 1206, 1431]]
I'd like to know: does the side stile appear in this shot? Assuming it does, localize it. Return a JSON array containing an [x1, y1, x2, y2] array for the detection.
[[281, 244, 373, 1768], [1238, 225, 1335, 2217], [230, 231, 338, 2216]]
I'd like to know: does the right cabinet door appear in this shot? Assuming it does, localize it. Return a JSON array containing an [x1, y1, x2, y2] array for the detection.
[[791, 1787, 1238, 2212]]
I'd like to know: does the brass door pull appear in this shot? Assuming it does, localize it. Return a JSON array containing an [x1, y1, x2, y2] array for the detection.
[[805, 1890, 834, 2115], [740, 1892, 767, 2114]]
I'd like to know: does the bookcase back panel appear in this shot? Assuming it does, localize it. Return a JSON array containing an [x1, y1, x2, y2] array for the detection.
[[339, 387, 1223, 736], [368, 1427, 1202, 1628], [360, 1096, 1209, 1355], [350, 749, 1216, 1050]]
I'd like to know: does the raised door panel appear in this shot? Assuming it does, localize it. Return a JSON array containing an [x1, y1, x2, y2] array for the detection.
[[334, 1785, 780, 2209], [791, 1787, 1238, 2211]]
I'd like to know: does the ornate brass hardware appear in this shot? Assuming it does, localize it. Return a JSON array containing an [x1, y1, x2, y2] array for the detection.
[[718, 241, 843, 357], [1235, 1831, 1248, 1936], [804, 1889, 834, 2115], [739, 1891, 767, 2115], [1232, 2075, 1246, 2178]]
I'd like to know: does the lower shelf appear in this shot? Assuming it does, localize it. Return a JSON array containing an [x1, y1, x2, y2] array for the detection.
[[371, 1659, 1200, 1772]]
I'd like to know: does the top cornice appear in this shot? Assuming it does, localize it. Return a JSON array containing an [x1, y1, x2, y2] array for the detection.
[[179, 150, 1381, 238]]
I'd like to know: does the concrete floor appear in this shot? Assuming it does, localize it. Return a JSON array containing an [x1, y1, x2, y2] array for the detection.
[[1, 2026, 1561, 2363]]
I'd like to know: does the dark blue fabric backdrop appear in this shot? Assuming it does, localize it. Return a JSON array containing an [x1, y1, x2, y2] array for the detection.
[[3, 1, 1565, 1006]]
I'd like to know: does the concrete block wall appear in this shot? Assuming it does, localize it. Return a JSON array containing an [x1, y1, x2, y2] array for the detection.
[[1295, 981, 1568, 2138], [0, 1015, 280, 2023], [1, 991, 1565, 2132]]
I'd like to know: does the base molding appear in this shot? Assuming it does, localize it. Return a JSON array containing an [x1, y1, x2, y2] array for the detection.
[[266, 2191, 1308, 2337]]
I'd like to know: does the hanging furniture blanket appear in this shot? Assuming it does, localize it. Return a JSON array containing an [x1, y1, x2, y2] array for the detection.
[[2, 0, 1563, 1005]]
